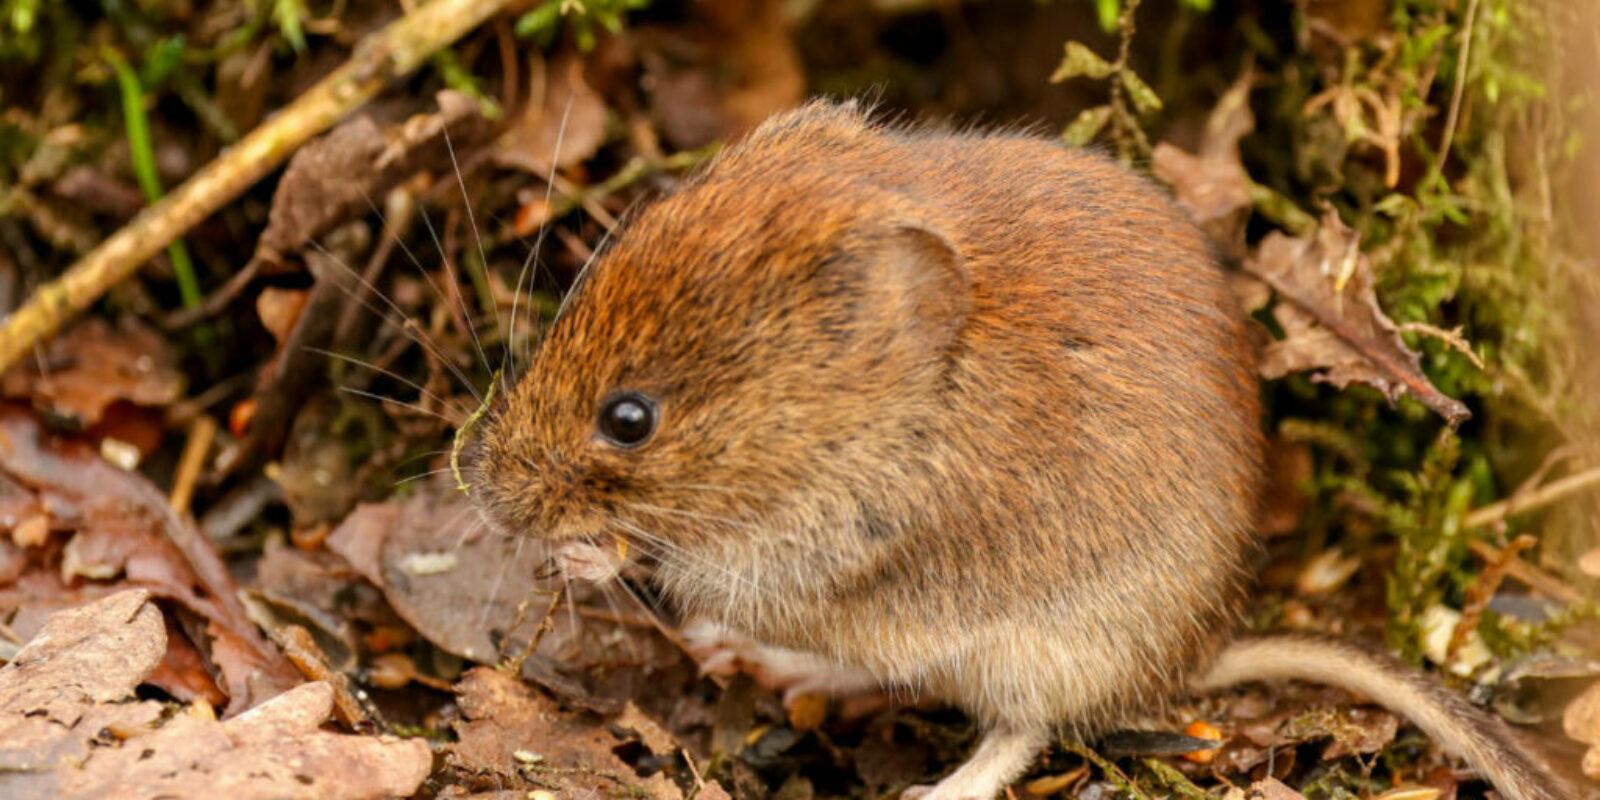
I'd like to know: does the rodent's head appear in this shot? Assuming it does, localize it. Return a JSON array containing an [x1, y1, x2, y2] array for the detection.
[[471, 105, 967, 568]]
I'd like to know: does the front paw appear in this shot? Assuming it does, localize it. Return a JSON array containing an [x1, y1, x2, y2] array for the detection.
[[680, 619, 890, 711], [553, 538, 627, 582]]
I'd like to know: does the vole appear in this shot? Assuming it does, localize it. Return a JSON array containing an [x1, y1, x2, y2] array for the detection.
[[470, 100, 1566, 800]]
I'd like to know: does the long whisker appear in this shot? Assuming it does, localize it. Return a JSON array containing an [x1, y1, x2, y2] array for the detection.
[[393, 466, 456, 486], [308, 345, 472, 420], [442, 125, 494, 377], [508, 91, 576, 377], [335, 385, 458, 424], [309, 239, 484, 403], [611, 518, 761, 595]]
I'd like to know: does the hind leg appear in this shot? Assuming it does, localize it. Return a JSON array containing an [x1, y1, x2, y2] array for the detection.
[[902, 724, 1050, 800]]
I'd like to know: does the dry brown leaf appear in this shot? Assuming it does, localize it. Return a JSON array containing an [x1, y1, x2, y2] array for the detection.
[[1223, 777, 1309, 800], [0, 589, 167, 798], [447, 667, 684, 799], [1564, 679, 1600, 745], [254, 90, 494, 266], [495, 54, 609, 175], [614, 701, 683, 756], [0, 593, 428, 799], [325, 479, 693, 708], [72, 682, 428, 800], [0, 407, 298, 714], [1282, 706, 1400, 760], [1248, 210, 1471, 425], [0, 317, 182, 426], [1152, 69, 1256, 258], [641, 0, 803, 149], [325, 481, 550, 665]]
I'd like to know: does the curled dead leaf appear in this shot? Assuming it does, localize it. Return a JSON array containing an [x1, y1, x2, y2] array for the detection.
[[1152, 69, 1256, 258], [1564, 679, 1600, 746], [1248, 210, 1471, 425], [496, 54, 609, 176], [0, 318, 182, 426]]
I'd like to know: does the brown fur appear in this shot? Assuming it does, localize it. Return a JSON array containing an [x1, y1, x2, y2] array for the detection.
[[472, 101, 1565, 800]]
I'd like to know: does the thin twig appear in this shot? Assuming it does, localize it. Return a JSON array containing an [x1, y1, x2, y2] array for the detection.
[[1061, 741, 1154, 800], [0, 0, 520, 374], [1446, 533, 1536, 672], [1434, 0, 1481, 177], [1462, 464, 1600, 530], [168, 414, 218, 514], [503, 585, 566, 675], [1466, 539, 1582, 604], [1106, 0, 1151, 160]]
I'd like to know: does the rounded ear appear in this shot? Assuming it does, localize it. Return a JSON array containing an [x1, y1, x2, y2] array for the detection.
[[846, 222, 970, 357]]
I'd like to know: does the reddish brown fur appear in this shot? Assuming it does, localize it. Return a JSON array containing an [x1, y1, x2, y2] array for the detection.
[[471, 102, 1571, 800], [474, 100, 1261, 733]]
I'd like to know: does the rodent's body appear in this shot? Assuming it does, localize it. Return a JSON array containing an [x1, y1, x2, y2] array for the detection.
[[648, 116, 1261, 733], [474, 102, 1566, 800]]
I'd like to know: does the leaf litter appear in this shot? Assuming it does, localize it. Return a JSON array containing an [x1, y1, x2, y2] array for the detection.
[[0, 590, 431, 800]]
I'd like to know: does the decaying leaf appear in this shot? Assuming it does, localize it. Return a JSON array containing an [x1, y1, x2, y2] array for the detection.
[[1222, 777, 1309, 800], [0, 590, 430, 800], [324, 476, 696, 712], [641, 0, 804, 149], [447, 666, 685, 799], [1248, 210, 1471, 425], [0, 589, 167, 797], [1152, 70, 1256, 258], [0, 317, 182, 427], [614, 701, 683, 757], [325, 481, 550, 666], [495, 54, 610, 175], [0, 407, 299, 714], [253, 90, 495, 267]]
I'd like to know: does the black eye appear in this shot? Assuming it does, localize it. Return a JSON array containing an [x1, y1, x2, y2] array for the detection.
[[597, 392, 657, 448]]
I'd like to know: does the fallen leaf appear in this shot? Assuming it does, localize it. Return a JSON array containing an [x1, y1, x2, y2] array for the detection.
[[0, 317, 182, 427], [447, 667, 684, 799], [614, 701, 682, 756], [641, 0, 803, 149], [325, 478, 690, 709], [254, 90, 495, 267], [4, 584, 391, 800], [1248, 210, 1471, 425], [66, 677, 430, 800], [0, 406, 299, 714], [325, 480, 550, 666], [1152, 69, 1256, 258], [1564, 679, 1600, 746], [0, 590, 168, 798], [1281, 706, 1400, 760], [1222, 777, 1308, 800], [495, 54, 609, 175]]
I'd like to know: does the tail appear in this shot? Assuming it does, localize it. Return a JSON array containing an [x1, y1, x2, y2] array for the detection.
[[1193, 634, 1573, 800]]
